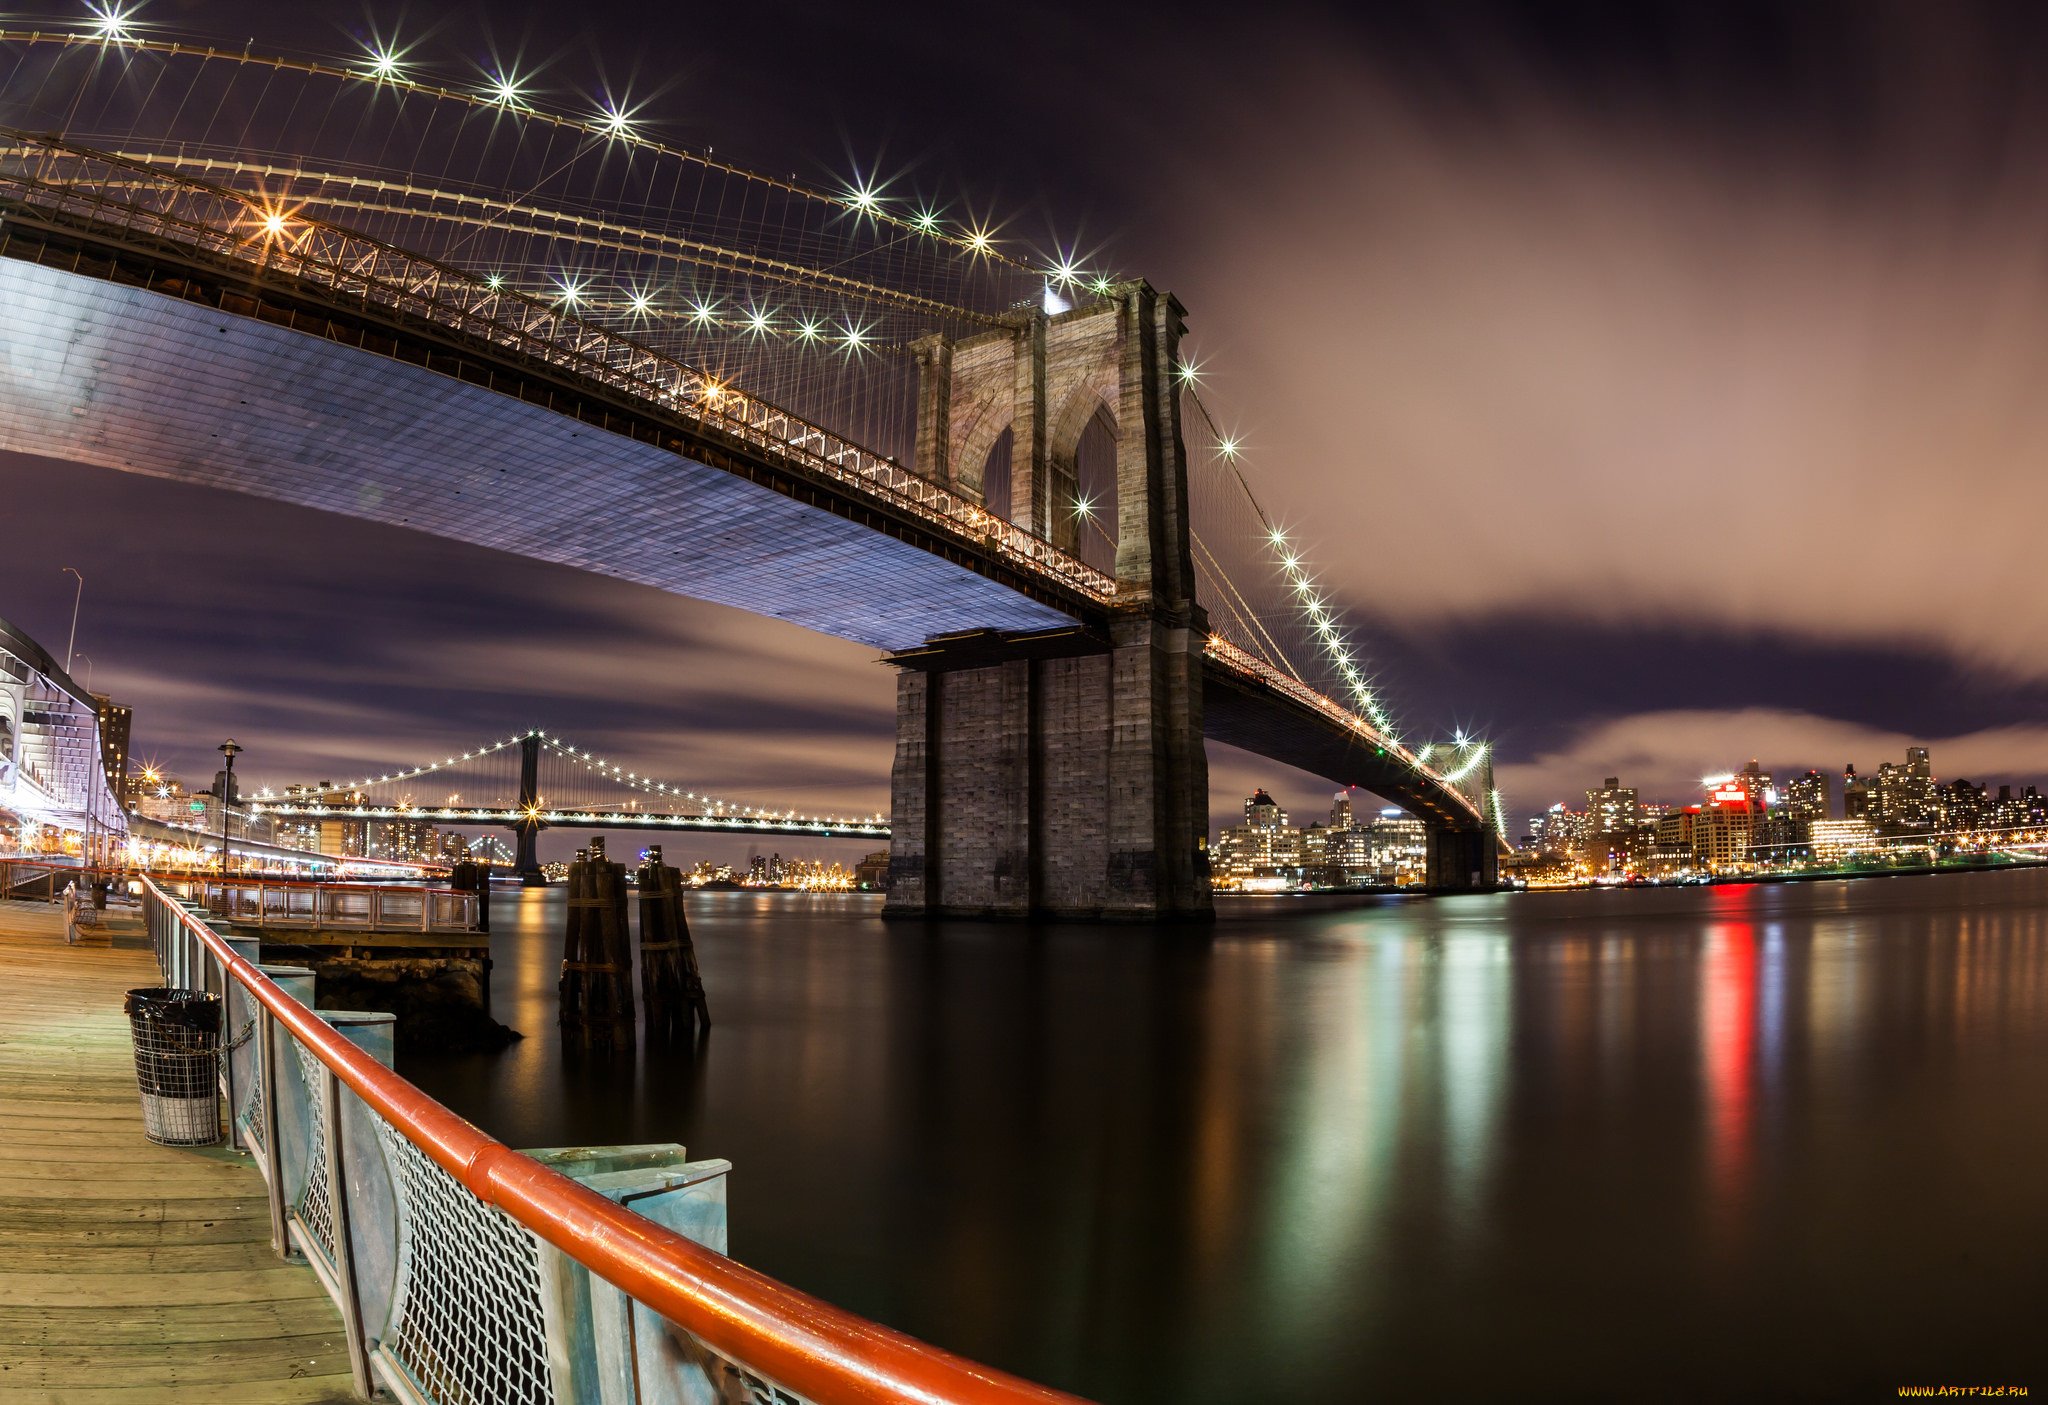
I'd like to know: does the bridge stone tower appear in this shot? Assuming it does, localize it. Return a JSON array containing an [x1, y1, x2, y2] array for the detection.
[[885, 284, 1212, 920]]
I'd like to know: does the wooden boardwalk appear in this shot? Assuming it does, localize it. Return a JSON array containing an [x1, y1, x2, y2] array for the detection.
[[0, 899, 353, 1402]]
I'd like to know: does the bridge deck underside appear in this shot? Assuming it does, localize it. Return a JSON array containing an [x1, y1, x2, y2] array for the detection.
[[0, 259, 1074, 652], [1201, 660, 1483, 830]]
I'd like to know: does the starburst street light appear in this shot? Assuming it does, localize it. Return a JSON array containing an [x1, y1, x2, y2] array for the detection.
[[1048, 257, 1081, 287], [965, 225, 994, 254], [1177, 358, 1204, 386], [1218, 437, 1241, 460], [847, 181, 881, 213], [912, 208, 940, 233], [598, 105, 635, 139], [487, 71, 526, 106]]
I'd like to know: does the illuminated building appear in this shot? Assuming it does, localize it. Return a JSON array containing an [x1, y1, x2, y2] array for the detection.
[[1810, 819, 1876, 863], [371, 818, 438, 863], [1329, 823, 1375, 883], [1586, 777, 1639, 834], [1782, 769, 1829, 821], [91, 695, 131, 808], [1367, 810, 1428, 882], [1329, 791, 1354, 831], [1531, 805, 1589, 856], [1245, 789, 1285, 828], [1734, 759, 1771, 815], [1938, 779, 1987, 831], [1872, 747, 1936, 831]]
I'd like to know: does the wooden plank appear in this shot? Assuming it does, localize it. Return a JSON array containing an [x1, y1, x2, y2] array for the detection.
[[0, 1379, 357, 1404], [0, 1332, 351, 1387], [0, 1299, 344, 1345], [0, 905, 350, 1398], [0, 1268, 332, 1308]]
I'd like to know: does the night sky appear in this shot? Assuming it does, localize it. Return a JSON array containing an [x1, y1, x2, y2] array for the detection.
[[7, 0, 2048, 855]]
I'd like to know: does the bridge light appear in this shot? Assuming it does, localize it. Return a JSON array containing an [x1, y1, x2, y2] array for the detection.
[[487, 72, 526, 106], [1090, 276, 1116, 295], [86, 2, 135, 41], [1218, 437, 1241, 460], [1177, 358, 1203, 386], [598, 105, 636, 139], [912, 208, 940, 233], [965, 225, 994, 254], [365, 42, 404, 79]]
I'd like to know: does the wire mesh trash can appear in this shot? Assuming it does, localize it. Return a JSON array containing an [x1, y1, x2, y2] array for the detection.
[[124, 987, 223, 1146]]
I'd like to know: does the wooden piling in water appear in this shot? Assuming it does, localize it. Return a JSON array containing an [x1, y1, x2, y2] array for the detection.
[[636, 844, 711, 1038], [560, 838, 635, 1031]]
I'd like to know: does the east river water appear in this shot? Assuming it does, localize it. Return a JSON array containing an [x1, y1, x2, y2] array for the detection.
[[403, 867, 2048, 1403]]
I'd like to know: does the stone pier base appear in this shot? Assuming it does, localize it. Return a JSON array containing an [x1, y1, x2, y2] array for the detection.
[[1425, 825, 1501, 892], [884, 625, 1212, 921]]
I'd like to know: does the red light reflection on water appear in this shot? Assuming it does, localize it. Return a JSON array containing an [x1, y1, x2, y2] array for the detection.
[[1701, 920, 1757, 1244]]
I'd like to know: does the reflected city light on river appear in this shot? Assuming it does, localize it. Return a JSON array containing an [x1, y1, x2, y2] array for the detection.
[[403, 870, 2048, 1402]]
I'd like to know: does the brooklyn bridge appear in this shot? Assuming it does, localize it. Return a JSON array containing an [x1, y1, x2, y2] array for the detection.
[[0, 22, 1504, 917]]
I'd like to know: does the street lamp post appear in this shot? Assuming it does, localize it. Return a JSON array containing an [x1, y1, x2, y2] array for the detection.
[[62, 567, 82, 674], [218, 739, 242, 878]]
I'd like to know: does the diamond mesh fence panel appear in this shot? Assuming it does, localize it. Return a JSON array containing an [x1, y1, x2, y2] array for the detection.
[[239, 1032, 265, 1156], [376, 1118, 557, 1405], [292, 1040, 336, 1265]]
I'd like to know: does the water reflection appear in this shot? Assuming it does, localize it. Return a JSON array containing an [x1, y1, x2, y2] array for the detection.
[[403, 870, 2048, 1402]]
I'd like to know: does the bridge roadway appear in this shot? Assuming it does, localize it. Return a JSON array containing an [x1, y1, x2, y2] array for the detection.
[[0, 152, 1496, 899]]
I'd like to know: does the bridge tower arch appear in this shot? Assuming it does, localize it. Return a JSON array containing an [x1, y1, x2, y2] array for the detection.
[[890, 285, 1212, 920]]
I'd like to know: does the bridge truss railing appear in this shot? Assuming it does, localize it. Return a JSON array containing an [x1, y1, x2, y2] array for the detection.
[[139, 875, 1089, 1405], [0, 133, 1116, 605]]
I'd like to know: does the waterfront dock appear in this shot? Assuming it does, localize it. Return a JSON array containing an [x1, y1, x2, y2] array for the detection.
[[0, 899, 351, 1402]]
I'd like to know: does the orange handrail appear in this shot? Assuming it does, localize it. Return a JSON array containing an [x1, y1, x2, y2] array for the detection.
[[145, 877, 1091, 1405]]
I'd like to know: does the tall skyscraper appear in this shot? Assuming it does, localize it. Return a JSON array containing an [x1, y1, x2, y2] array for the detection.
[[1586, 778, 1639, 834], [1330, 791, 1354, 831], [1782, 769, 1829, 821], [91, 694, 130, 807]]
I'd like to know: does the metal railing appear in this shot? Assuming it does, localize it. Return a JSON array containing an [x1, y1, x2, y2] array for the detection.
[[138, 875, 1090, 1405], [0, 857, 121, 902], [158, 876, 478, 934]]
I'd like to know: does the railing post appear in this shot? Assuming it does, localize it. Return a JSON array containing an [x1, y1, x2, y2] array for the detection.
[[320, 1067, 375, 1399], [258, 1005, 290, 1257]]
